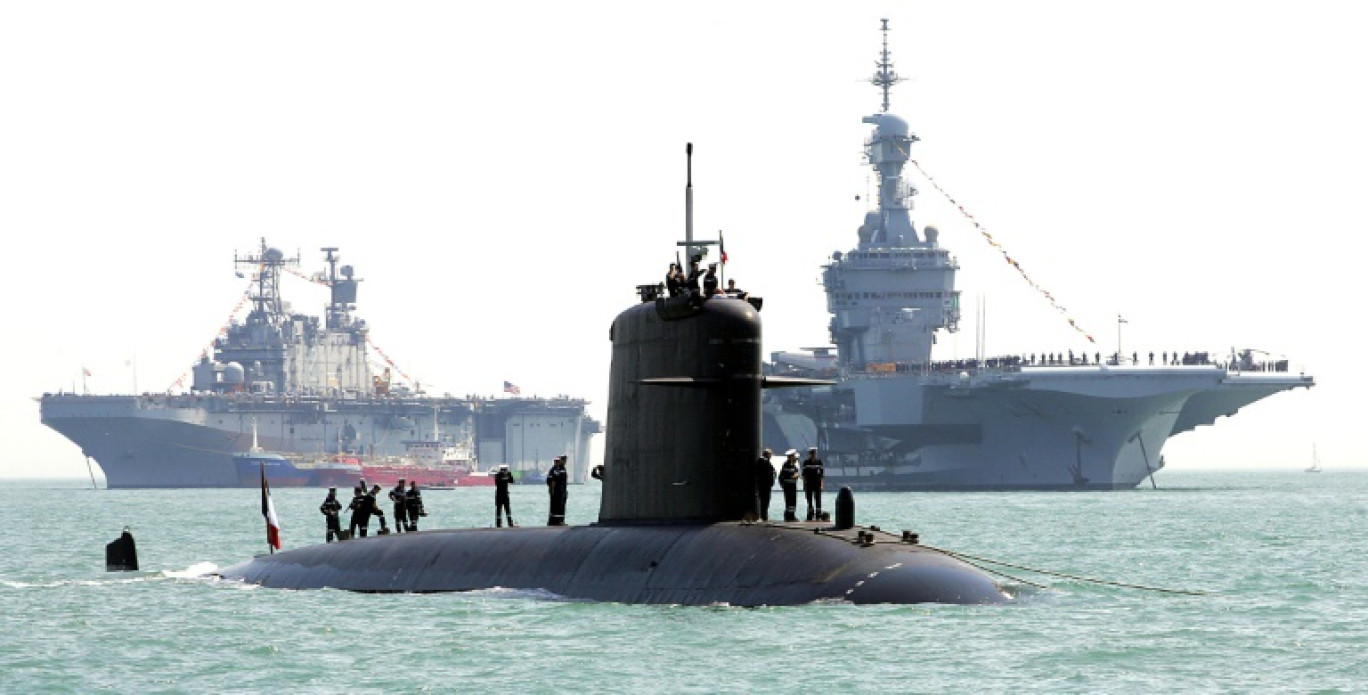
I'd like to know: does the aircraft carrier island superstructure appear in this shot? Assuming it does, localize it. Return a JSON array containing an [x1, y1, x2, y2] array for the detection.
[[760, 21, 1313, 490], [39, 241, 599, 488]]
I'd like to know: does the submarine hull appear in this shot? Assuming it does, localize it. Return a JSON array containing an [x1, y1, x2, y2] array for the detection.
[[217, 522, 1006, 605]]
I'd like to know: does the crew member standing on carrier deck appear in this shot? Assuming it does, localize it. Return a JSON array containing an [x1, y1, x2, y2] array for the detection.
[[779, 449, 800, 522], [388, 478, 409, 534], [755, 449, 776, 521], [802, 447, 825, 521], [493, 464, 516, 527], [405, 481, 425, 532], [320, 487, 343, 542], [546, 455, 569, 526]]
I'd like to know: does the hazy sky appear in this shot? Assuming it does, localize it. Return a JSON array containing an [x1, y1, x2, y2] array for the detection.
[[3, 1, 1363, 480]]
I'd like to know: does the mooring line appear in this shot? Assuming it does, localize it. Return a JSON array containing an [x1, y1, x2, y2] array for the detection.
[[919, 544, 1209, 596]]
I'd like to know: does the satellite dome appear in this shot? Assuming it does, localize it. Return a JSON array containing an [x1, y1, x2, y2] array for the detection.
[[862, 113, 910, 138], [223, 362, 246, 383]]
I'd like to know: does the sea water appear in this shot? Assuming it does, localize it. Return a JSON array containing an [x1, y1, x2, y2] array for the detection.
[[2, 470, 1364, 693]]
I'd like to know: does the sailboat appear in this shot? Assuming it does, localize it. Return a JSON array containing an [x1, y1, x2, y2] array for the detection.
[[1305, 445, 1322, 473]]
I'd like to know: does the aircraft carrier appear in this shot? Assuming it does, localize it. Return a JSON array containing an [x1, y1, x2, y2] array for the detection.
[[759, 21, 1314, 490], [39, 240, 598, 488]]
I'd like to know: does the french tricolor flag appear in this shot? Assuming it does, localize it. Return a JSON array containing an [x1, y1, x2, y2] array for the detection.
[[260, 463, 281, 552]]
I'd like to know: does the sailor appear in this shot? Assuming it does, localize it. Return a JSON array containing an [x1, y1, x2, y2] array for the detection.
[[665, 263, 683, 298], [366, 484, 388, 534], [685, 257, 703, 297], [405, 481, 425, 532], [778, 450, 800, 522], [755, 448, 776, 521], [801, 447, 825, 521], [702, 263, 719, 297], [348, 484, 370, 537], [724, 278, 746, 299], [319, 487, 343, 542], [546, 455, 569, 526], [493, 463, 516, 527], [388, 478, 409, 534]]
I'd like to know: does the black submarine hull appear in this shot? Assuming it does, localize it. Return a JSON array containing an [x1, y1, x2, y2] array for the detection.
[[217, 522, 1006, 605]]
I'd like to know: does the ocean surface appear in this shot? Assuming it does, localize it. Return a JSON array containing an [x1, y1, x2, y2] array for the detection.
[[2, 470, 1364, 693]]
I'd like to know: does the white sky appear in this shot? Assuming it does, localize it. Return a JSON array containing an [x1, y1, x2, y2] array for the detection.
[[3, 1, 1364, 479]]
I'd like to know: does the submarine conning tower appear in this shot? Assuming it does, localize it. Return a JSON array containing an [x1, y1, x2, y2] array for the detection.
[[601, 295, 762, 523]]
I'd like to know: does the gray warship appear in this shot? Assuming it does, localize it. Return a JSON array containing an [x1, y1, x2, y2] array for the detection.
[[39, 240, 598, 488], [760, 21, 1314, 489]]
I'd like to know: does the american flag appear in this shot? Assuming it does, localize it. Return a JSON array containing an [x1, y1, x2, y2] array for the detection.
[[503, 380, 521, 395]]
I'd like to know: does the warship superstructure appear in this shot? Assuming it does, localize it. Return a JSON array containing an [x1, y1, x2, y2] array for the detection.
[[760, 21, 1313, 489], [39, 240, 598, 488]]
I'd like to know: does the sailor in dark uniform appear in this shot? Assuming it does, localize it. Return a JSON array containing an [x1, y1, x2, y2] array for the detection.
[[665, 263, 683, 298], [801, 447, 825, 521], [493, 463, 516, 527], [778, 449, 800, 522], [319, 487, 343, 542], [546, 455, 569, 526], [404, 481, 425, 532], [686, 258, 702, 297], [755, 449, 776, 521], [366, 484, 388, 534], [347, 484, 368, 537], [702, 263, 719, 297], [388, 478, 409, 534]]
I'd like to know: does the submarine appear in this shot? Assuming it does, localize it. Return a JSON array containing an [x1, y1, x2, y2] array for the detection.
[[217, 146, 1009, 606]]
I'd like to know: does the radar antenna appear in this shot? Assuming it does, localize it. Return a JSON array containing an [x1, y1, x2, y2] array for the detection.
[[870, 18, 904, 113]]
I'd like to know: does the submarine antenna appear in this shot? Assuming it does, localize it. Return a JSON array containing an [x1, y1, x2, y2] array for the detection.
[[685, 143, 695, 260], [870, 18, 904, 113]]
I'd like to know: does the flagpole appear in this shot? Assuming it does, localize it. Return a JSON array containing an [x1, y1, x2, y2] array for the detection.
[[260, 461, 274, 554]]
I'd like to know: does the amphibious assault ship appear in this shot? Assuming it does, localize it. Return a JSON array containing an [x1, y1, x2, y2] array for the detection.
[[39, 240, 598, 488], [760, 21, 1313, 489]]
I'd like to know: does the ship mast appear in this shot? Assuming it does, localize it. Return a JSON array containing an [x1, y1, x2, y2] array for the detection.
[[870, 18, 904, 113], [235, 238, 300, 328]]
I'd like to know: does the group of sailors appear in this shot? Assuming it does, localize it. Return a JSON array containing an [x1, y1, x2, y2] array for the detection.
[[319, 479, 426, 542], [492, 454, 569, 528], [754, 447, 826, 523], [317, 447, 830, 543], [664, 256, 747, 301], [318, 455, 573, 541]]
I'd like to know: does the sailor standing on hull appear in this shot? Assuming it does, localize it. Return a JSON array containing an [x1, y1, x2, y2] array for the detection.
[[404, 481, 425, 532], [493, 464, 516, 527], [802, 447, 825, 521], [319, 487, 342, 542], [778, 450, 800, 522], [347, 484, 368, 537], [388, 479, 409, 534], [546, 455, 569, 526], [365, 484, 388, 534], [755, 449, 776, 521]]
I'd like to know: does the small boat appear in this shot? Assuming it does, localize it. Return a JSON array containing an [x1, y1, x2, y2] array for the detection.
[[1305, 445, 1322, 473], [233, 418, 362, 488], [361, 407, 486, 488]]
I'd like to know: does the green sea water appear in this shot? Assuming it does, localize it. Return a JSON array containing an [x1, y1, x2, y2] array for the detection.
[[2, 471, 1364, 693]]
